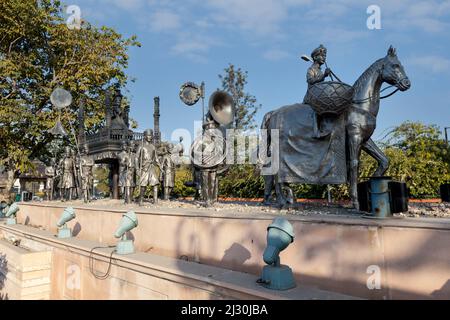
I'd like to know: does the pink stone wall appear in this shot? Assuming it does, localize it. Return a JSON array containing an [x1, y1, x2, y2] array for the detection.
[[17, 203, 450, 299]]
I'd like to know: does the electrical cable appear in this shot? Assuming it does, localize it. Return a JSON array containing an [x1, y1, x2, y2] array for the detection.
[[88, 245, 116, 280]]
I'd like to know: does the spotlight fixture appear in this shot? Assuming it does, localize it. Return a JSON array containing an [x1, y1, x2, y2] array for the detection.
[[56, 207, 76, 238], [5, 203, 19, 225], [0, 202, 7, 218], [257, 217, 296, 290], [114, 211, 138, 255]]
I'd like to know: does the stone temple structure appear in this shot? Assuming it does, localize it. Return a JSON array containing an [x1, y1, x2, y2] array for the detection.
[[77, 87, 161, 199]]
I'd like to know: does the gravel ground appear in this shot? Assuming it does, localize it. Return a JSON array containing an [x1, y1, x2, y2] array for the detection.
[[39, 198, 450, 219], [399, 202, 450, 218]]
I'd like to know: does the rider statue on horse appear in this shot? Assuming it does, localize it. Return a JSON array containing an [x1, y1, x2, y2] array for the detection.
[[305, 44, 333, 138], [260, 45, 411, 210]]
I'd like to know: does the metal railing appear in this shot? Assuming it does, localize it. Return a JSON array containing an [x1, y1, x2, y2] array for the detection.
[[86, 129, 143, 144]]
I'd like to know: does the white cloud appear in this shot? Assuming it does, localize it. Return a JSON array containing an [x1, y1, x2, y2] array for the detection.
[[378, 0, 450, 33], [204, 0, 310, 36], [170, 33, 222, 63], [310, 27, 367, 44], [409, 55, 450, 74], [149, 10, 181, 32], [111, 0, 145, 11], [82, 0, 450, 63], [263, 49, 290, 61], [195, 19, 213, 29]]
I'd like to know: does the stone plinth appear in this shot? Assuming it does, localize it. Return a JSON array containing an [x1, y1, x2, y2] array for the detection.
[[13, 202, 450, 299], [0, 224, 355, 300], [0, 238, 52, 300]]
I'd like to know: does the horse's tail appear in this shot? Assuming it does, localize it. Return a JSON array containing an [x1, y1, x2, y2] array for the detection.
[[257, 111, 274, 169], [261, 110, 273, 130]]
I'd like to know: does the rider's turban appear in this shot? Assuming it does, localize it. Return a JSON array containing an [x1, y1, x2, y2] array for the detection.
[[311, 44, 327, 60]]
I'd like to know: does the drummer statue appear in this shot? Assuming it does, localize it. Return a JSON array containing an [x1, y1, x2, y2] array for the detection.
[[118, 141, 135, 204], [136, 129, 161, 206], [161, 143, 176, 200], [60, 147, 76, 202], [199, 116, 222, 207], [304, 44, 332, 138], [80, 145, 95, 203], [306, 44, 331, 87], [44, 159, 56, 201]]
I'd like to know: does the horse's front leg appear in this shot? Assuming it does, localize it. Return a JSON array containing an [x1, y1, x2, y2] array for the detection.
[[262, 175, 274, 205], [362, 138, 389, 176], [275, 182, 287, 209], [347, 127, 363, 210]]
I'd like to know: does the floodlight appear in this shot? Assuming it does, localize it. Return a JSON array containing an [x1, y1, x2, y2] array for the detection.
[[258, 217, 296, 290], [5, 203, 19, 225], [56, 207, 76, 238], [114, 211, 138, 255], [0, 202, 7, 217]]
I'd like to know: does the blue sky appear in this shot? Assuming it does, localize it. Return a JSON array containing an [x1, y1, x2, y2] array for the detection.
[[69, 0, 449, 144]]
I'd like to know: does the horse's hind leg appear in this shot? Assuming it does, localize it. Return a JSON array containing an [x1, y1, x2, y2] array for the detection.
[[275, 183, 287, 209], [274, 183, 295, 209], [347, 126, 363, 210], [362, 138, 389, 176], [262, 175, 274, 205]]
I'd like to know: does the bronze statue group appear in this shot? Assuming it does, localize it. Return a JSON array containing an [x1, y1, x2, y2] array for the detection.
[[44, 131, 184, 205], [42, 44, 410, 210]]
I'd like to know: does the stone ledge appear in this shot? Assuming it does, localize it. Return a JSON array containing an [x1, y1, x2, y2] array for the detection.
[[18, 202, 450, 231], [0, 224, 358, 300], [0, 238, 52, 300]]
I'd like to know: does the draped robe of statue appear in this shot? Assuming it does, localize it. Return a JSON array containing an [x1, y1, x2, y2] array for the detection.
[[80, 154, 94, 202], [61, 157, 75, 189], [45, 166, 55, 201], [125, 152, 136, 188], [118, 149, 128, 189], [136, 142, 160, 188], [162, 152, 175, 200]]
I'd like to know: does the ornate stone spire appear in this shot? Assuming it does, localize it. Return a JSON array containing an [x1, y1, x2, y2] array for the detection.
[[153, 96, 161, 145]]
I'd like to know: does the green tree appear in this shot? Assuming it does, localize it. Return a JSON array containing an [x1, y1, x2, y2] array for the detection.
[[219, 164, 264, 198], [360, 122, 450, 198], [173, 166, 196, 198], [0, 0, 140, 198], [93, 165, 110, 196], [219, 64, 261, 130]]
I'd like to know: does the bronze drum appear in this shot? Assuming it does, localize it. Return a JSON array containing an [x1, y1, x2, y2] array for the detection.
[[304, 81, 354, 116]]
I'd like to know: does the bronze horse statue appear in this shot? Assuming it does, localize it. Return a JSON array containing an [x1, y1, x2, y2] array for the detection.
[[260, 46, 411, 210]]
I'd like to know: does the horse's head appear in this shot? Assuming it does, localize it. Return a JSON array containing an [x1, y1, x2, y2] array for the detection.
[[381, 46, 411, 91]]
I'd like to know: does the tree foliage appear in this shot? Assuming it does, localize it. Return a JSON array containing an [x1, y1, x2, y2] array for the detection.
[[173, 166, 196, 198], [93, 165, 110, 196], [0, 0, 140, 197], [360, 122, 450, 198], [219, 64, 261, 130]]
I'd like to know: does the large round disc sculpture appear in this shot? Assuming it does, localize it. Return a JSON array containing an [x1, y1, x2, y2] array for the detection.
[[179, 82, 202, 106], [49, 88, 72, 136], [50, 87, 73, 109]]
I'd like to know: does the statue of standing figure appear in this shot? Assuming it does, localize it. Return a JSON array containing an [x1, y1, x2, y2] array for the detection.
[[199, 118, 222, 207], [80, 145, 94, 203], [60, 147, 76, 202], [171, 136, 185, 165], [118, 141, 135, 204], [44, 159, 56, 201], [136, 129, 160, 206], [118, 141, 128, 198], [161, 143, 175, 200]]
